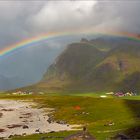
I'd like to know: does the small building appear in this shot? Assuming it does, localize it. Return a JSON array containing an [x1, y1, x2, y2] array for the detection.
[[125, 92, 132, 96], [100, 95, 107, 98], [106, 92, 114, 95], [114, 92, 125, 97]]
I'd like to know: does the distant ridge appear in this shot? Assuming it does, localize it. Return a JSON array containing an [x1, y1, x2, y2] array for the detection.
[[16, 36, 140, 93]]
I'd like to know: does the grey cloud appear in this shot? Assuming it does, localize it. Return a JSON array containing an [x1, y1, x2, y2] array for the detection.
[[27, 1, 140, 34], [93, 1, 140, 33], [1, 0, 140, 46]]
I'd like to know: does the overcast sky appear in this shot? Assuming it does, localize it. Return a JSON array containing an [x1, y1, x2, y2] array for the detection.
[[0, 0, 140, 89], [0, 0, 140, 47]]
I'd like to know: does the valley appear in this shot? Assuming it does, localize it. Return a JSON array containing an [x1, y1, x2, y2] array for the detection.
[[0, 93, 140, 139]]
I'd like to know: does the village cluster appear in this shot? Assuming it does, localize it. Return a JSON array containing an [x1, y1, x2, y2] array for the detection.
[[9, 91, 137, 98], [10, 91, 44, 95], [99, 91, 137, 98], [106, 91, 137, 97]]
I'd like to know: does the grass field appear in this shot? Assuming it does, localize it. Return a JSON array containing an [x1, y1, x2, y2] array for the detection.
[[0, 93, 140, 139]]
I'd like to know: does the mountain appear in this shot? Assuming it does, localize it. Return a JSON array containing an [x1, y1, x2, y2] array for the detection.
[[17, 37, 140, 93]]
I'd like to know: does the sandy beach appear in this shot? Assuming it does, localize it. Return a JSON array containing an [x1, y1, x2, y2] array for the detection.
[[0, 100, 80, 139]]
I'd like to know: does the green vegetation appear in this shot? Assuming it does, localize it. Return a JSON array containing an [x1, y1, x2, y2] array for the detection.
[[18, 38, 140, 93], [1, 93, 140, 139], [11, 131, 75, 140]]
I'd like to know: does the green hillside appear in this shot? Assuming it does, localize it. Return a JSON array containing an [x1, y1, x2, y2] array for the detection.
[[1, 94, 140, 140], [17, 37, 140, 93]]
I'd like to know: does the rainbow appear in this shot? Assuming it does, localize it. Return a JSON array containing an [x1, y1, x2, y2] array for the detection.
[[0, 31, 71, 58], [0, 30, 140, 58]]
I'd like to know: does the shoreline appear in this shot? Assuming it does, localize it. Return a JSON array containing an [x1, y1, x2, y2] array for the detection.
[[0, 99, 81, 139]]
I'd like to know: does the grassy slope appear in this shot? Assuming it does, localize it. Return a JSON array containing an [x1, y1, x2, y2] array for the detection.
[[20, 41, 140, 93], [1, 94, 140, 140], [11, 39, 140, 94]]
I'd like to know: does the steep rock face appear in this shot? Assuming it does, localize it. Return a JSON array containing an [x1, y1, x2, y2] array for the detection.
[[43, 42, 105, 81]]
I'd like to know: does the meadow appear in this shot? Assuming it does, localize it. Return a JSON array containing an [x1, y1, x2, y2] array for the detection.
[[0, 93, 140, 140]]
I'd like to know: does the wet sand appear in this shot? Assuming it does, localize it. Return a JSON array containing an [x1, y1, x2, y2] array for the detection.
[[0, 100, 80, 139]]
